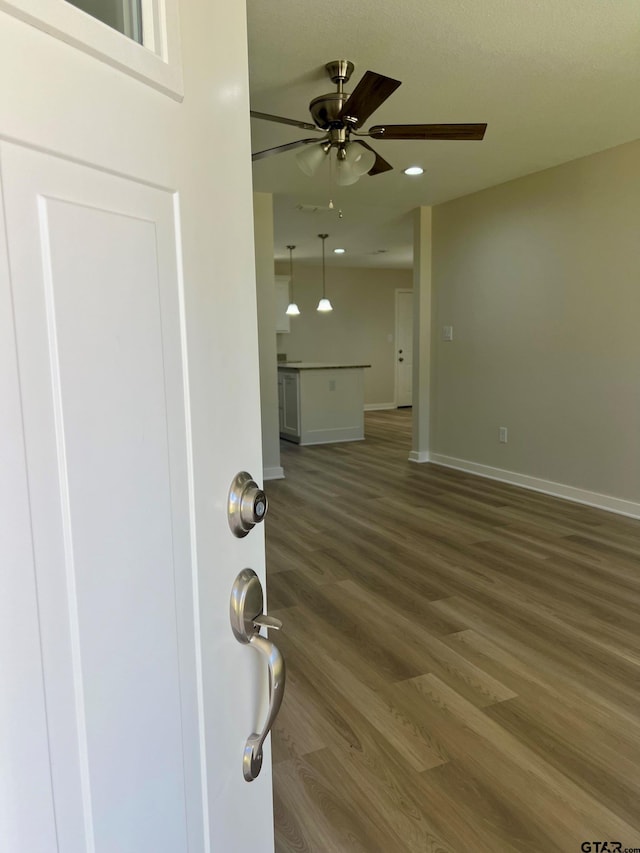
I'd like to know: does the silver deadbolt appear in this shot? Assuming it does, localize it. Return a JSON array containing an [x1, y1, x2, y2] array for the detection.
[[228, 471, 268, 537]]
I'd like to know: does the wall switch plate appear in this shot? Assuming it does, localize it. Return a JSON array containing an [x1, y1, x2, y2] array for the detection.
[[499, 426, 508, 443], [329, 379, 336, 391], [443, 325, 454, 341]]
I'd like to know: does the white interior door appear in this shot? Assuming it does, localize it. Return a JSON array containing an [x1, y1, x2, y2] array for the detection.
[[395, 289, 413, 407], [0, 1, 273, 851]]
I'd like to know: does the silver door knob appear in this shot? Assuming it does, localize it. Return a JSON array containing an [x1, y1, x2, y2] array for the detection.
[[230, 569, 286, 782], [228, 471, 268, 538]]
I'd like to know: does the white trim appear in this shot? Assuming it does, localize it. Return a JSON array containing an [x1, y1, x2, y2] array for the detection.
[[429, 453, 640, 520], [409, 450, 430, 464], [263, 466, 285, 481], [364, 402, 396, 412], [0, 0, 184, 99]]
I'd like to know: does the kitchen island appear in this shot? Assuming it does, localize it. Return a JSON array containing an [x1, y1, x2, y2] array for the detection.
[[277, 363, 371, 445]]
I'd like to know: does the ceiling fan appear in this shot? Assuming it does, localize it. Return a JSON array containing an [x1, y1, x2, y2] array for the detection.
[[251, 60, 487, 185]]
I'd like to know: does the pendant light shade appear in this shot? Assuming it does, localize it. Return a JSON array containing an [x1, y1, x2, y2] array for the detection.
[[285, 244, 300, 317], [316, 233, 333, 313]]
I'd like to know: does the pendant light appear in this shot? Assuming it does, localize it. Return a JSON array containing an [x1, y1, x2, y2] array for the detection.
[[316, 233, 333, 312], [285, 245, 300, 316]]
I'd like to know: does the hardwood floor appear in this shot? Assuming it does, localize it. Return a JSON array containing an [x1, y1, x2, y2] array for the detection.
[[265, 409, 640, 853]]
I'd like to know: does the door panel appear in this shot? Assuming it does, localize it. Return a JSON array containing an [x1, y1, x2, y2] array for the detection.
[[396, 290, 413, 407], [1, 143, 200, 852]]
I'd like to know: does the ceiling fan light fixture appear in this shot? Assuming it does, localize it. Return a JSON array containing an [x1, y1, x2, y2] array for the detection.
[[336, 157, 359, 186], [335, 141, 377, 186], [346, 141, 376, 176], [403, 165, 424, 176], [296, 141, 330, 176]]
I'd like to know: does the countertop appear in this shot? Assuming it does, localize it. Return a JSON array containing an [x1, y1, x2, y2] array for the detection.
[[277, 362, 371, 370]]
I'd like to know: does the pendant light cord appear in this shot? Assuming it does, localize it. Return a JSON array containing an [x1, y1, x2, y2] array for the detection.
[[319, 234, 328, 298], [286, 244, 295, 302]]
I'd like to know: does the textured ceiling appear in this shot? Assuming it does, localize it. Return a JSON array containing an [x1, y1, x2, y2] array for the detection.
[[247, 0, 640, 268]]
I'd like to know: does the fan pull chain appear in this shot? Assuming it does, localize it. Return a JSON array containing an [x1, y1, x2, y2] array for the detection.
[[328, 147, 334, 209]]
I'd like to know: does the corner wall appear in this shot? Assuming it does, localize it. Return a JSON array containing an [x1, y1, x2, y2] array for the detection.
[[253, 193, 283, 480], [431, 138, 640, 514], [275, 264, 412, 408]]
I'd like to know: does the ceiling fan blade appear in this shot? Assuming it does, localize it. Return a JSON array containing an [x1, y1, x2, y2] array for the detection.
[[369, 123, 487, 140], [252, 138, 321, 162], [338, 70, 402, 128], [358, 141, 393, 175], [250, 110, 320, 132]]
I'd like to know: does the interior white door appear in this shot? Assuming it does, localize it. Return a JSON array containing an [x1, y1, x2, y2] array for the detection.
[[395, 289, 413, 407], [0, 2, 273, 852]]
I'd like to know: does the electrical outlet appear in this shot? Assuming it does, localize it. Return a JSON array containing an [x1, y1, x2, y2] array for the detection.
[[499, 427, 508, 444], [329, 379, 336, 391], [443, 325, 454, 341]]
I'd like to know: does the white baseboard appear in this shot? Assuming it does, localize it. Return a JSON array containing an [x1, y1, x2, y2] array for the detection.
[[298, 424, 364, 446], [263, 466, 285, 481], [364, 402, 397, 411], [409, 450, 430, 464], [429, 453, 640, 520]]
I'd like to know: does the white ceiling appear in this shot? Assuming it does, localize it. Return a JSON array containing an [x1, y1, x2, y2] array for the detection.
[[246, 0, 640, 269]]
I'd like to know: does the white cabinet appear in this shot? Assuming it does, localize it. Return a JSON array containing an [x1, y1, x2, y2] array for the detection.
[[275, 276, 290, 334], [278, 370, 300, 439]]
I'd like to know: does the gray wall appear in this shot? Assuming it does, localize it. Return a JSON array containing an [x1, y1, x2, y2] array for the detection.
[[431, 138, 640, 505], [275, 264, 413, 407]]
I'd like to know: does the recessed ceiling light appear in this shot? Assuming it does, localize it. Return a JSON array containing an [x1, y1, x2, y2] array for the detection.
[[403, 166, 424, 176], [333, 248, 346, 254]]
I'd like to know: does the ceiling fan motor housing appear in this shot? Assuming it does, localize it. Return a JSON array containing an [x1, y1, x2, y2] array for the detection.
[[309, 59, 357, 130], [309, 92, 349, 130]]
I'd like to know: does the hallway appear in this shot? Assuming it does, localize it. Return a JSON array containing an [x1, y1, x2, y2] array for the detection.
[[266, 410, 640, 852]]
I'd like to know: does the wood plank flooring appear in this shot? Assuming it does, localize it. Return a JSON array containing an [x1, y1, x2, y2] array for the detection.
[[265, 409, 640, 853]]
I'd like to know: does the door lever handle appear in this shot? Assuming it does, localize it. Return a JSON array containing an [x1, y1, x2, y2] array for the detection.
[[230, 569, 287, 782], [253, 614, 282, 631], [244, 633, 285, 781]]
